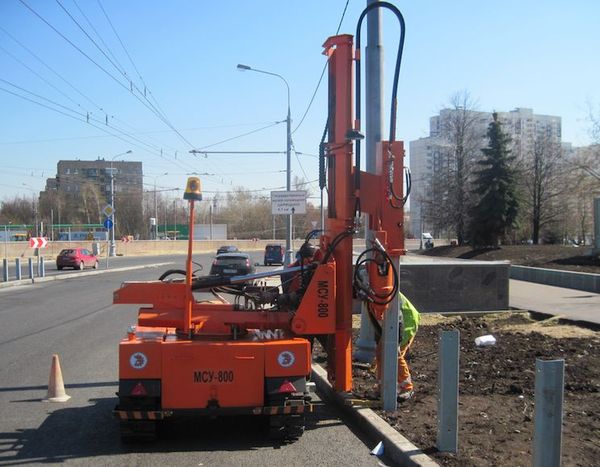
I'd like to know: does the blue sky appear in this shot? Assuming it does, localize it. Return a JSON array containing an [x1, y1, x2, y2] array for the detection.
[[1, 0, 598, 203]]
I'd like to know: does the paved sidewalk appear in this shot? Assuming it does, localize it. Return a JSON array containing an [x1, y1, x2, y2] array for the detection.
[[510, 279, 600, 325]]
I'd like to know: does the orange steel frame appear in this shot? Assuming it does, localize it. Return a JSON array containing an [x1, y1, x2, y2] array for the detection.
[[322, 34, 404, 391]]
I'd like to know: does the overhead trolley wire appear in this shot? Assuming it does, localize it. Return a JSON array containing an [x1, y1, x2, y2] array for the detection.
[[59, 0, 172, 130], [91, 0, 197, 150], [192, 121, 285, 152], [0, 44, 84, 111], [1, 22, 203, 178], [292, 0, 350, 135], [96, 0, 166, 120], [72, 0, 128, 77], [19, 0, 198, 152], [0, 81, 198, 174], [2, 12, 183, 159]]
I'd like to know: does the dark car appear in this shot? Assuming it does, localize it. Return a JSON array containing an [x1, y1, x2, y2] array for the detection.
[[264, 243, 285, 266], [210, 253, 255, 277], [56, 247, 98, 270], [216, 245, 239, 255]]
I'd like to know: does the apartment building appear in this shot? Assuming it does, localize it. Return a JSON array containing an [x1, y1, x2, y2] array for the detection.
[[43, 159, 143, 204], [409, 108, 562, 238]]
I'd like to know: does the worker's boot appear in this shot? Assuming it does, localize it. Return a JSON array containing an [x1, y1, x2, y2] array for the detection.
[[397, 376, 414, 402]]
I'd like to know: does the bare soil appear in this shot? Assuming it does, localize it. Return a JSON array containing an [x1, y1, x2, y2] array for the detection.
[[420, 244, 600, 275], [338, 313, 600, 466]]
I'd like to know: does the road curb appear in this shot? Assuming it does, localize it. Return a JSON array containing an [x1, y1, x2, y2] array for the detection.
[[0, 262, 174, 290], [527, 309, 600, 331], [311, 364, 438, 466]]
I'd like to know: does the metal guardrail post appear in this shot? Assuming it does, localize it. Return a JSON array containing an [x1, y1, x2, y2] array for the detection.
[[533, 359, 564, 467], [28, 258, 34, 279], [437, 329, 459, 453], [38, 256, 45, 277], [2, 258, 7, 282], [381, 257, 400, 412], [15, 258, 21, 281]]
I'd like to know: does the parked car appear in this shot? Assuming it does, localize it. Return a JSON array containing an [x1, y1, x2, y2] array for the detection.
[[56, 247, 98, 270], [216, 245, 239, 255], [210, 253, 255, 277], [264, 243, 285, 266]]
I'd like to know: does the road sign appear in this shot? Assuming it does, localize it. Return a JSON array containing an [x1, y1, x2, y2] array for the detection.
[[103, 204, 115, 217], [271, 190, 307, 215], [29, 237, 48, 248], [104, 217, 113, 229]]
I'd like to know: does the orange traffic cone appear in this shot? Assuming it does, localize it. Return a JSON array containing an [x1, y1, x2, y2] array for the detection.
[[45, 354, 71, 402]]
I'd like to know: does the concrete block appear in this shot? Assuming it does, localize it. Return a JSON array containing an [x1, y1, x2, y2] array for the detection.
[[399, 261, 510, 313]]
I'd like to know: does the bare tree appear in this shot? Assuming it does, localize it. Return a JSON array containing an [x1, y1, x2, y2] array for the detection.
[[80, 182, 103, 225], [0, 196, 36, 225], [587, 101, 600, 144], [565, 144, 600, 244], [521, 135, 565, 244], [116, 192, 144, 238], [422, 91, 484, 244]]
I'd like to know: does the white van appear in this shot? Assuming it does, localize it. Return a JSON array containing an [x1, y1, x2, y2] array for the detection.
[[422, 232, 434, 249]]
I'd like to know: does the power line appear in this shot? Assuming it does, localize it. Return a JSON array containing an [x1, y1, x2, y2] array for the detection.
[[72, 0, 128, 77], [0, 23, 183, 157], [55, 0, 128, 87], [19, 0, 198, 150], [0, 122, 279, 145], [19, 0, 134, 99], [193, 121, 284, 151], [93, 0, 197, 150], [0, 35, 206, 180], [97, 0, 156, 110], [192, 151, 285, 155], [1, 8, 281, 185], [0, 24, 103, 110], [0, 82, 196, 173], [292, 0, 350, 135], [0, 78, 158, 155], [0, 44, 84, 110], [10, 2, 294, 189], [56, 0, 177, 132]]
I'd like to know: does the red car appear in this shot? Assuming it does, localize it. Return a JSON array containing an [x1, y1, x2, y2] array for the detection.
[[56, 248, 98, 270]]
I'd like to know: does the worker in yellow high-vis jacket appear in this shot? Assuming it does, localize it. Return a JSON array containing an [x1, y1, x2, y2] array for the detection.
[[397, 292, 420, 400], [374, 292, 421, 401]]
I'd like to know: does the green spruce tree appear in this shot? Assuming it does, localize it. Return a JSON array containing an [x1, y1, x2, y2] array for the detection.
[[469, 112, 519, 247]]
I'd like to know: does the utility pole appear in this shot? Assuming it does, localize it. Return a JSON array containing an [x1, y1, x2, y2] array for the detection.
[[108, 150, 132, 256], [286, 96, 293, 264], [109, 162, 117, 256], [154, 180, 158, 239], [209, 201, 213, 240], [355, 0, 384, 364]]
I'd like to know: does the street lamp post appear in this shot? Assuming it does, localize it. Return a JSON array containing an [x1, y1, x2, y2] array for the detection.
[[108, 150, 132, 256], [150, 172, 168, 240], [237, 63, 293, 264], [3, 221, 10, 259]]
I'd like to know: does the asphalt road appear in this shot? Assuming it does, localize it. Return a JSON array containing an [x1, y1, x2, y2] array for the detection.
[[0, 256, 390, 466], [510, 279, 600, 324]]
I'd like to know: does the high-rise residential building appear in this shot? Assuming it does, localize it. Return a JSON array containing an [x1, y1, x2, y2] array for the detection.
[[409, 108, 563, 238]]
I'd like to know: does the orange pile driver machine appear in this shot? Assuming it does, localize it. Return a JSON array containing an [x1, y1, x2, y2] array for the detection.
[[113, 2, 407, 442]]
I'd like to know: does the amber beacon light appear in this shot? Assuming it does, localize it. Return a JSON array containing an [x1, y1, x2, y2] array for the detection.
[[183, 177, 202, 201]]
